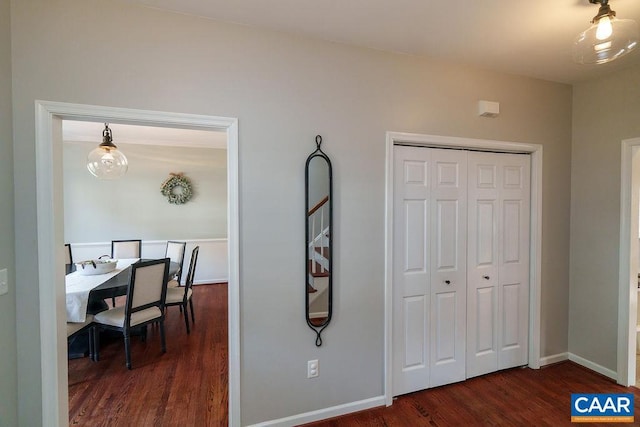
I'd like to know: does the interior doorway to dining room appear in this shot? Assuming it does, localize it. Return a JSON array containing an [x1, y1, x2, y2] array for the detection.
[[62, 119, 230, 424], [34, 101, 240, 427]]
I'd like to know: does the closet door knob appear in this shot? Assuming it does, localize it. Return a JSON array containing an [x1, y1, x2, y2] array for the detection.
[[483, 275, 490, 280], [444, 280, 451, 285]]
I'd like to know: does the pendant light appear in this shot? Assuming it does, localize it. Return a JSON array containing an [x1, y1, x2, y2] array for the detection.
[[573, 0, 639, 65], [87, 123, 129, 179]]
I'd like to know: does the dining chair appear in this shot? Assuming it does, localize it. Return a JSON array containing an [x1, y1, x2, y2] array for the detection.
[[65, 243, 73, 265], [165, 241, 186, 287], [111, 239, 142, 259], [93, 258, 170, 369], [67, 314, 96, 362], [110, 239, 142, 306], [165, 246, 199, 334], [65, 243, 74, 274]]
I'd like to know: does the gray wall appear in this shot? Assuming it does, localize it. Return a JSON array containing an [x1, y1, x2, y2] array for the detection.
[[570, 67, 640, 371], [63, 141, 227, 243], [10, 0, 572, 425], [1, 0, 17, 426]]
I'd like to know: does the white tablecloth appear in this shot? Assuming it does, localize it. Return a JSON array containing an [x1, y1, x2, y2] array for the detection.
[[65, 258, 139, 323]]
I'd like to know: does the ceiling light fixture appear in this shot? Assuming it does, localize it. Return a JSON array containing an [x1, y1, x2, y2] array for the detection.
[[87, 123, 129, 179], [573, 0, 639, 64]]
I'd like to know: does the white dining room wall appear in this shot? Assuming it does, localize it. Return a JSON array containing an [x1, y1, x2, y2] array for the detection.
[[62, 142, 228, 283], [10, 1, 572, 425], [63, 142, 227, 241]]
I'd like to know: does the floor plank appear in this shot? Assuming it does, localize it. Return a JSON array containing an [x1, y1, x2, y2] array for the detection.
[[68, 283, 228, 426]]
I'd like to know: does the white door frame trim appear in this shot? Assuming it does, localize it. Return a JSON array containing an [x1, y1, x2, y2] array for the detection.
[[617, 137, 640, 387], [384, 131, 543, 405], [34, 100, 240, 426]]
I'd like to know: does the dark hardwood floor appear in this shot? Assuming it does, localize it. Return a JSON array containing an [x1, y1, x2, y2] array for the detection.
[[304, 362, 640, 427], [71, 285, 640, 426], [68, 283, 228, 426]]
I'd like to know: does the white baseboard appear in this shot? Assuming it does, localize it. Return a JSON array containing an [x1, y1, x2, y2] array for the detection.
[[568, 352, 617, 380], [247, 396, 386, 427], [539, 352, 568, 367]]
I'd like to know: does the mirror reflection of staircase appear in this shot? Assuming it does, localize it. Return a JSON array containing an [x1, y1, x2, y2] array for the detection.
[[308, 247, 329, 307], [307, 202, 330, 325]]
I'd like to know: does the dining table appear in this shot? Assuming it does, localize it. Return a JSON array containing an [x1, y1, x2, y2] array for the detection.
[[66, 258, 180, 358]]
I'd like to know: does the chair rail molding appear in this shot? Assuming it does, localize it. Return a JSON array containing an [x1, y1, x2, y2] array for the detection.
[[70, 238, 229, 284], [34, 100, 240, 427]]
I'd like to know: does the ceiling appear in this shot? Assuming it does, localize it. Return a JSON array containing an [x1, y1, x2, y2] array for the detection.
[[124, 0, 640, 84], [62, 121, 227, 149]]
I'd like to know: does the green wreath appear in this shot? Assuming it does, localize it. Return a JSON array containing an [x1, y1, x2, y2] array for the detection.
[[160, 173, 193, 205]]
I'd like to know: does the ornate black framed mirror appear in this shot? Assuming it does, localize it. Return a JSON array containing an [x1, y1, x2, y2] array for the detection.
[[305, 135, 333, 346]]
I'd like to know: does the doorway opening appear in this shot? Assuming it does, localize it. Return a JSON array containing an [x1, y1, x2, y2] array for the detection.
[[618, 138, 640, 387], [62, 120, 229, 421], [35, 101, 240, 426], [383, 131, 543, 405]]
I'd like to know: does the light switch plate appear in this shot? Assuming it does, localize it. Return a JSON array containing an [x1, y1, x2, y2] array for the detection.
[[0, 268, 7, 296]]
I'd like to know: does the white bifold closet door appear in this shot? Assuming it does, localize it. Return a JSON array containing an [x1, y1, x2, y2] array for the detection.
[[466, 151, 530, 379], [392, 145, 530, 397], [392, 146, 468, 395]]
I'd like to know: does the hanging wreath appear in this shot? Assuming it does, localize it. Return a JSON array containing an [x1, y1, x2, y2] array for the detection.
[[160, 172, 193, 205]]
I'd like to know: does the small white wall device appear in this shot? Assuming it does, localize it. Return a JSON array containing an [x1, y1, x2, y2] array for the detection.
[[478, 100, 500, 118]]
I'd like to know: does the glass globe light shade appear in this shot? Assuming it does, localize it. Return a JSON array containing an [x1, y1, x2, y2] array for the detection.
[[87, 124, 128, 179], [87, 145, 128, 179], [573, 16, 639, 64]]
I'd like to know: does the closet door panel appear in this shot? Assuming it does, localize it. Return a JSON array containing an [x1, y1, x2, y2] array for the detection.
[[404, 200, 427, 277], [436, 200, 459, 270], [466, 152, 499, 378], [475, 287, 495, 352], [429, 149, 467, 388], [403, 295, 428, 367], [476, 201, 496, 265], [502, 200, 523, 264], [497, 154, 530, 370], [434, 291, 457, 362], [467, 151, 530, 376], [392, 146, 431, 395], [502, 283, 521, 347]]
